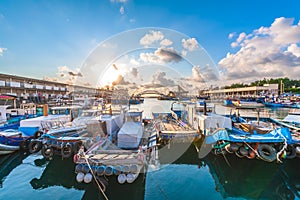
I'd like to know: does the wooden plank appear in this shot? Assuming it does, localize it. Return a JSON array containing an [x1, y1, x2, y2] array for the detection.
[[92, 154, 108, 159]]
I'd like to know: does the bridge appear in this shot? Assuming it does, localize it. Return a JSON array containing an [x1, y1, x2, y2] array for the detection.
[[133, 89, 165, 98], [130, 85, 189, 98]]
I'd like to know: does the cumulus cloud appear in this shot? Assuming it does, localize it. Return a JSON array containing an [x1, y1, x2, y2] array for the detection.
[[43, 65, 91, 86], [0, 47, 7, 56], [110, 0, 127, 2], [130, 58, 139, 66], [184, 65, 218, 83], [140, 48, 182, 64], [160, 39, 173, 47], [119, 6, 124, 14], [228, 32, 236, 39], [112, 74, 130, 85], [219, 17, 300, 82], [131, 67, 138, 78], [140, 31, 164, 47], [287, 43, 300, 57], [182, 38, 198, 51], [151, 71, 175, 86]]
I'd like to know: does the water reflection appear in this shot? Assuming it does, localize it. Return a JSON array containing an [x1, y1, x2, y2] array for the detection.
[[29, 156, 146, 200], [204, 153, 300, 200], [0, 152, 29, 188]]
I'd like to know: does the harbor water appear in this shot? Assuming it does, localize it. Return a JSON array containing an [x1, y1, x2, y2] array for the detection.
[[0, 98, 299, 200]]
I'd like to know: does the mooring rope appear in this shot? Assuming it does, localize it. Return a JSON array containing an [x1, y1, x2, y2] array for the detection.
[[83, 154, 109, 200]]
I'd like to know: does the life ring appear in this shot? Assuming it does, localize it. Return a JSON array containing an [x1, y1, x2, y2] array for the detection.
[[285, 145, 296, 159], [28, 140, 42, 153], [257, 144, 277, 162], [41, 146, 54, 159], [34, 131, 43, 139], [61, 143, 73, 158]]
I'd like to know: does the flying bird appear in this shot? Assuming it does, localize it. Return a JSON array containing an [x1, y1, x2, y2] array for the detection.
[[113, 64, 118, 70]]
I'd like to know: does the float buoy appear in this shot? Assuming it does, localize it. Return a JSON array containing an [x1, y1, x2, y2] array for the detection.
[[257, 144, 277, 162], [114, 166, 122, 175], [126, 173, 138, 183], [104, 166, 114, 176], [84, 173, 93, 183], [96, 166, 105, 176], [129, 164, 138, 173], [118, 174, 126, 184], [82, 165, 90, 174], [75, 164, 83, 173], [123, 165, 130, 173], [76, 172, 84, 183]]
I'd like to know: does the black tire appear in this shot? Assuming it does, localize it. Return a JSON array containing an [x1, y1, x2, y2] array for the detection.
[[34, 131, 43, 139], [61, 143, 73, 158], [235, 149, 245, 158], [19, 140, 29, 151], [257, 144, 277, 162], [42, 146, 54, 159], [28, 140, 42, 153], [285, 145, 296, 159]]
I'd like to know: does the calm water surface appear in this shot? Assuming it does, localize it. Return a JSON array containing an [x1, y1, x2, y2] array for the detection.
[[0, 99, 299, 200]]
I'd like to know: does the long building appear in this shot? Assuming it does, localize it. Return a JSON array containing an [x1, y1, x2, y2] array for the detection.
[[202, 84, 279, 97], [0, 73, 104, 101]]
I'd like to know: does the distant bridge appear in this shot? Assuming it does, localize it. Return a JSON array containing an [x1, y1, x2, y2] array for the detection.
[[134, 89, 165, 97]]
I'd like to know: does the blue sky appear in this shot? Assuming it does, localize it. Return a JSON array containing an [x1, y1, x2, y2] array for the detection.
[[1, 0, 300, 88]]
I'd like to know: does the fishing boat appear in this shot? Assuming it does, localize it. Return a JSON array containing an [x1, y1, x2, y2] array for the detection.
[[72, 110, 147, 199], [204, 113, 296, 162], [224, 99, 264, 109], [270, 109, 300, 133], [36, 106, 126, 160], [153, 102, 199, 146], [0, 105, 38, 131], [0, 129, 36, 155]]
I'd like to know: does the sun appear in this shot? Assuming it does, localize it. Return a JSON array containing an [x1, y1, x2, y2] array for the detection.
[[97, 64, 127, 87]]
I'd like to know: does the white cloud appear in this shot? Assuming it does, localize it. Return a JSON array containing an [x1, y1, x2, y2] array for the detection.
[[139, 48, 182, 64], [228, 32, 236, 39], [130, 58, 139, 66], [219, 17, 300, 82], [140, 31, 164, 47], [287, 43, 300, 57], [182, 38, 198, 51], [160, 39, 173, 47], [43, 65, 91, 86], [119, 6, 124, 14], [110, 0, 127, 3], [181, 50, 187, 57], [0, 47, 7, 56], [131, 67, 138, 78], [152, 71, 175, 86]]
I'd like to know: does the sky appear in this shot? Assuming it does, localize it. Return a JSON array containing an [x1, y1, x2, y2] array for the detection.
[[1, 0, 300, 91]]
